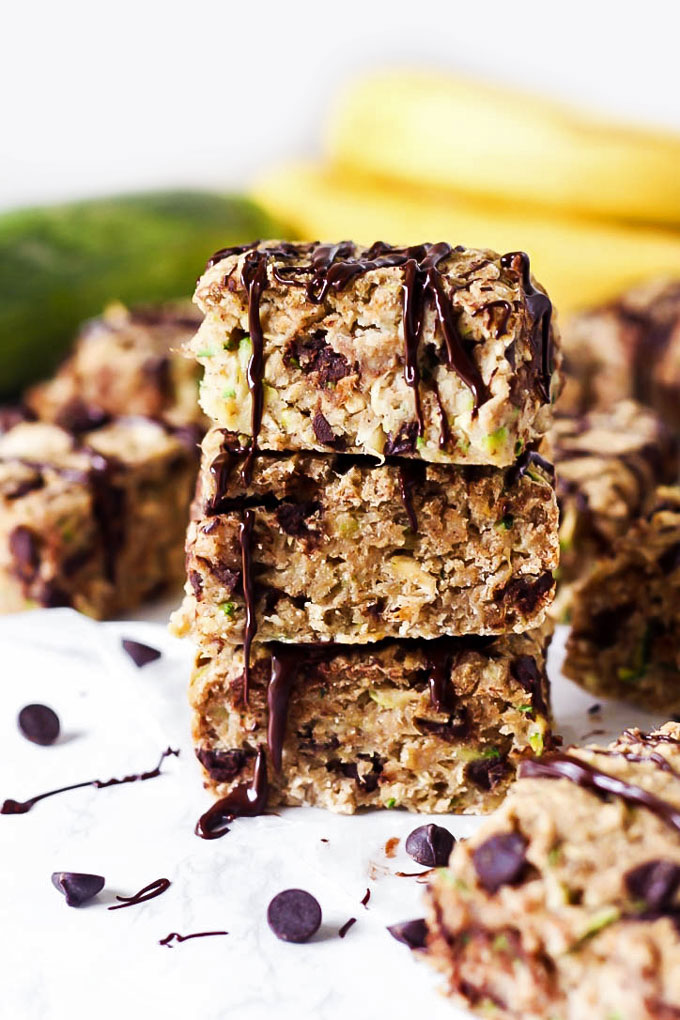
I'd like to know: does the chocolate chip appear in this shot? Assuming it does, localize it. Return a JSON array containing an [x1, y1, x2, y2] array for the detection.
[[9, 526, 40, 580], [267, 889, 322, 943], [18, 704, 60, 746], [465, 756, 511, 791], [659, 543, 680, 575], [472, 833, 528, 893], [188, 570, 204, 598], [121, 639, 162, 668], [196, 746, 253, 783], [625, 859, 680, 910], [276, 501, 321, 539], [384, 422, 418, 456], [387, 918, 428, 950], [51, 871, 105, 907], [312, 411, 342, 447], [587, 604, 635, 648], [55, 399, 110, 434], [496, 572, 554, 615], [510, 655, 548, 718], [405, 824, 456, 867], [283, 332, 350, 385]]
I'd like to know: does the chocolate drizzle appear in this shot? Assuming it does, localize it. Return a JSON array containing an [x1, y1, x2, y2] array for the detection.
[[195, 745, 268, 839], [397, 462, 423, 532], [500, 252, 553, 401], [267, 645, 299, 771], [519, 753, 680, 834], [238, 509, 257, 704], [1, 747, 178, 815], [240, 252, 268, 485], [159, 930, 228, 948], [505, 449, 555, 489], [426, 642, 456, 714], [108, 877, 171, 911]]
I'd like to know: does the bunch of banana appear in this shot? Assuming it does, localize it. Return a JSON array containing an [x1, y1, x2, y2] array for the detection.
[[254, 72, 680, 315]]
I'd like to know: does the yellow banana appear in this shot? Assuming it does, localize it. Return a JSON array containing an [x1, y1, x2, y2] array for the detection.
[[252, 164, 680, 314], [327, 71, 680, 229]]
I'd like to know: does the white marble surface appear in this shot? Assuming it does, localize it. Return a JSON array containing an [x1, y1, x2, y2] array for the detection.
[[0, 610, 667, 1020]]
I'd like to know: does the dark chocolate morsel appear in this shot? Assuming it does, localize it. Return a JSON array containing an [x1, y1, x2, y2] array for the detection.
[[51, 871, 105, 907], [625, 859, 680, 910], [121, 639, 162, 668], [9, 526, 40, 580], [658, 543, 680, 575], [276, 501, 322, 539], [472, 832, 528, 893], [195, 746, 253, 783], [384, 422, 418, 456], [267, 889, 322, 943], [312, 411, 339, 447], [405, 823, 456, 868], [387, 918, 428, 950], [465, 755, 511, 791], [18, 704, 60, 746]]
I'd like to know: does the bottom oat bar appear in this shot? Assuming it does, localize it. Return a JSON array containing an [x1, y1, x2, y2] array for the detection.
[[190, 627, 554, 816], [425, 723, 680, 1020], [564, 486, 680, 711], [0, 418, 197, 617]]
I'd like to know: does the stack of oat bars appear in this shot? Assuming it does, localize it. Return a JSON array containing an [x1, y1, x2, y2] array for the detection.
[[172, 241, 562, 832]]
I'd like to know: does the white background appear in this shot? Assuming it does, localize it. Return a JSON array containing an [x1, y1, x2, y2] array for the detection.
[[2, 0, 680, 211]]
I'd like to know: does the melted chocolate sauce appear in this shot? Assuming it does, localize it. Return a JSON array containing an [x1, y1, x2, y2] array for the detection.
[[397, 462, 423, 532], [108, 877, 171, 911], [500, 252, 553, 401], [240, 252, 268, 485], [195, 745, 268, 839], [1, 748, 178, 816], [238, 509, 257, 703], [426, 642, 456, 714], [267, 646, 299, 772], [519, 753, 680, 834], [159, 930, 228, 947]]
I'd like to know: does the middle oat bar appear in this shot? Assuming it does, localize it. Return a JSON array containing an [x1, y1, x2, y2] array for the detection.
[[174, 427, 559, 645]]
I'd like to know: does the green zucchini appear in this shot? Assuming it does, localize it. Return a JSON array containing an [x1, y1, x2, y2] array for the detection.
[[0, 190, 286, 396]]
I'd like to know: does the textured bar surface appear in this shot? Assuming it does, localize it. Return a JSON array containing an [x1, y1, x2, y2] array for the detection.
[[0, 418, 197, 617], [426, 723, 680, 1020], [561, 277, 680, 425], [189, 241, 561, 466], [27, 302, 204, 429], [173, 428, 559, 644], [190, 627, 554, 815], [564, 485, 680, 710], [553, 400, 677, 615]]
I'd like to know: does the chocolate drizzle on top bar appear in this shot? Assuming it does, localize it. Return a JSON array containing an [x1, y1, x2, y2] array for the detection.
[[500, 252, 553, 401], [519, 752, 680, 835]]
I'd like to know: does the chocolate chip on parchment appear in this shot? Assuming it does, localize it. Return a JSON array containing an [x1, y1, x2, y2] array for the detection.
[[472, 833, 528, 893], [18, 704, 60, 746], [267, 889, 322, 943], [121, 639, 162, 668], [405, 823, 455, 868], [387, 918, 428, 950], [52, 871, 105, 907]]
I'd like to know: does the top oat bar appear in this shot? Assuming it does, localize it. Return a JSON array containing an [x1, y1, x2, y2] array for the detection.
[[189, 241, 561, 466]]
